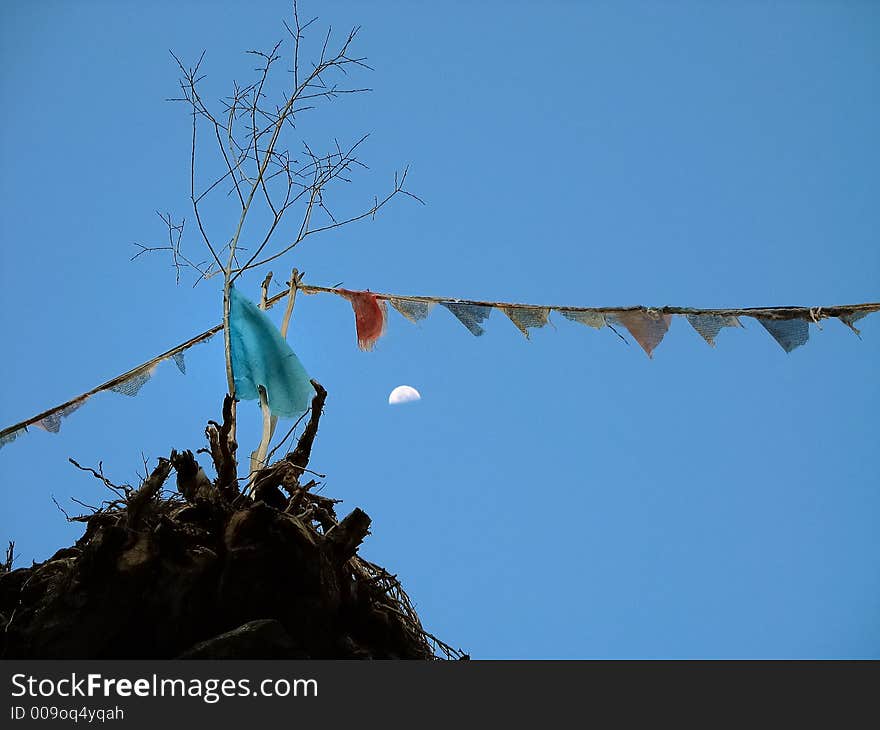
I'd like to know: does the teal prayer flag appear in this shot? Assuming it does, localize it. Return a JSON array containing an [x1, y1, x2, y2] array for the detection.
[[229, 286, 314, 417]]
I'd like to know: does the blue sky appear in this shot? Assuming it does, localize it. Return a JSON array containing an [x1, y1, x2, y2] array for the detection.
[[1, 1, 878, 658]]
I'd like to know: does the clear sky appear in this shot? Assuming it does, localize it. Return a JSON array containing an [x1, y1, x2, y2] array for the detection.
[[1, 1, 878, 658]]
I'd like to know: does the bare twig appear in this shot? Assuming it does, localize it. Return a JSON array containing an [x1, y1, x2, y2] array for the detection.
[[262, 411, 309, 467], [70, 497, 100, 513], [132, 212, 214, 285], [51, 496, 73, 522], [68, 458, 129, 500], [162, 2, 419, 299], [233, 165, 423, 273], [259, 271, 274, 309]]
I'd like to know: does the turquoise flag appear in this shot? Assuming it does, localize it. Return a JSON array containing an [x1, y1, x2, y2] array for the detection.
[[229, 286, 314, 417]]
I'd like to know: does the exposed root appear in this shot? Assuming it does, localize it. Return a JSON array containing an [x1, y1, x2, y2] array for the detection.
[[0, 384, 462, 660]]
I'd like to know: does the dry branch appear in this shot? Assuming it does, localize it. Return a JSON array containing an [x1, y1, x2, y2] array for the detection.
[[324, 508, 371, 564], [126, 458, 172, 528], [287, 379, 327, 472], [217, 395, 238, 497], [170, 449, 213, 503], [1, 542, 13, 574], [68, 459, 129, 500]]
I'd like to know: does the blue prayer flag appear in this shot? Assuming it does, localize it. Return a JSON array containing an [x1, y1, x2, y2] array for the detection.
[[756, 317, 809, 353], [229, 286, 314, 417], [687, 314, 741, 347], [443, 302, 492, 336]]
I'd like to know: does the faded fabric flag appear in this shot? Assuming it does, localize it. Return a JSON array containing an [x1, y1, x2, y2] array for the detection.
[[340, 290, 388, 351], [443, 302, 493, 336], [0, 426, 27, 449], [172, 352, 186, 374], [839, 311, 869, 337], [687, 314, 742, 347], [229, 285, 314, 417], [390, 297, 434, 324], [502, 306, 550, 339], [110, 366, 156, 397], [607, 310, 673, 358], [33, 399, 86, 434], [556, 309, 605, 329], [33, 412, 63, 433], [756, 317, 809, 353]]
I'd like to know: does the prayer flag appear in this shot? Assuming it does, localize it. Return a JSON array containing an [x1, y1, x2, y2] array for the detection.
[[229, 286, 314, 417], [443, 302, 493, 336], [390, 298, 434, 324], [0, 427, 26, 449], [502, 306, 550, 339], [756, 317, 809, 353], [607, 310, 673, 358], [110, 366, 155, 397], [341, 290, 388, 351], [557, 309, 605, 329], [840, 312, 869, 337], [687, 314, 742, 347]]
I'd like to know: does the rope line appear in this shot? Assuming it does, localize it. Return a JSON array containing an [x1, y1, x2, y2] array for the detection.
[[2, 282, 878, 441]]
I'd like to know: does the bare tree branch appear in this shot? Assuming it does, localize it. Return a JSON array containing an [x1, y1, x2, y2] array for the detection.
[[68, 458, 130, 501], [158, 3, 419, 292], [136, 0, 423, 478]]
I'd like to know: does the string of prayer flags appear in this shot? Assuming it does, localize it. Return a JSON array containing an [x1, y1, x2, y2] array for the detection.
[[756, 317, 810, 353], [502, 306, 551, 339], [1, 316, 220, 450], [607, 310, 673, 358], [1, 350, 189, 448], [687, 314, 742, 347], [295, 284, 879, 358], [2, 275, 878, 453], [229, 285, 314, 417], [443, 302, 493, 336], [390, 297, 434, 324], [557, 309, 606, 329], [341, 290, 388, 351]]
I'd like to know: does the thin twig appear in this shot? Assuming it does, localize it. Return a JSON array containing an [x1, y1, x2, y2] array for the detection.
[[68, 458, 128, 500]]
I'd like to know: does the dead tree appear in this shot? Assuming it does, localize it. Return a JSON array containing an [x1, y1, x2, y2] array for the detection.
[[134, 0, 421, 482]]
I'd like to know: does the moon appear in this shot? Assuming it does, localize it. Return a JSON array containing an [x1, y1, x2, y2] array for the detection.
[[388, 385, 421, 405]]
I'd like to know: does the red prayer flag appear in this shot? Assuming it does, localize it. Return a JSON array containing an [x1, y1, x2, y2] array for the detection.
[[340, 290, 388, 351], [609, 310, 673, 358]]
